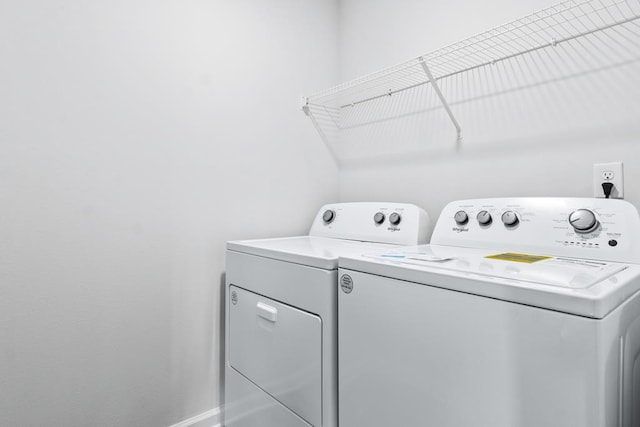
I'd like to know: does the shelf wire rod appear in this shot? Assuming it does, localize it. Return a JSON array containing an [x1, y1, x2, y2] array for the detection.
[[418, 57, 462, 146], [308, 59, 424, 101], [601, 0, 623, 22], [338, 78, 430, 109], [319, 104, 341, 130], [421, 0, 591, 68], [584, 2, 611, 31], [318, 0, 640, 111], [564, 8, 601, 64], [336, 11, 639, 112], [529, 11, 565, 44], [506, 34, 537, 64], [571, 7, 620, 63], [598, 2, 640, 53], [517, 2, 613, 51], [556, 34, 587, 74], [525, 42, 552, 82], [506, 47, 526, 92], [331, 63, 424, 106], [433, 13, 640, 82], [438, 11, 565, 74], [606, 21, 640, 51], [590, 36, 615, 68]]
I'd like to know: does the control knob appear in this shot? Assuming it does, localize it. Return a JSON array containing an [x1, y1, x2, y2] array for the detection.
[[501, 211, 519, 227], [454, 210, 469, 225], [568, 209, 598, 234], [322, 209, 335, 224], [477, 210, 492, 226], [389, 212, 402, 226], [373, 212, 386, 225]]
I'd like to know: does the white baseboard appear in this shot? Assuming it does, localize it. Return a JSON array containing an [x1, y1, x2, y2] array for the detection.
[[168, 407, 221, 427]]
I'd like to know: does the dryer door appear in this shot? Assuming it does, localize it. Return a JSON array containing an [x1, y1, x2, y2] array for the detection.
[[229, 285, 322, 426]]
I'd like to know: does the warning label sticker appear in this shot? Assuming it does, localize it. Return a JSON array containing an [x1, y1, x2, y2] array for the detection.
[[485, 253, 552, 264]]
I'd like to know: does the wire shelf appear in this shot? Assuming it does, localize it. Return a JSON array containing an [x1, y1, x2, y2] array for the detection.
[[302, 0, 640, 160]]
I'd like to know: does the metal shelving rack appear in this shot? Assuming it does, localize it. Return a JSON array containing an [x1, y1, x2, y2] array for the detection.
[[302, 0, 640, 160]]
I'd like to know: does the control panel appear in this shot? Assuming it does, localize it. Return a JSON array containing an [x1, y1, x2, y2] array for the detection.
[[309, 202, 431, 245], [431, 198, 640, 264]]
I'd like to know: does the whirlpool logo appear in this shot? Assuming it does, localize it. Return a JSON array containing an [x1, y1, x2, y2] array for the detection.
[[452, 227, 469, 233]]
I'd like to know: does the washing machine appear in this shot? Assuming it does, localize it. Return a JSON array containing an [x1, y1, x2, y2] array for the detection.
[[338, 197, 640, 427], [224, 202, 430, 427]]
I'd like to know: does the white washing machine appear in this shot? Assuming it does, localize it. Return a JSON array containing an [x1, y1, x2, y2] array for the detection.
[[338, 197, 640, 427], [224, 202, 430, 427]]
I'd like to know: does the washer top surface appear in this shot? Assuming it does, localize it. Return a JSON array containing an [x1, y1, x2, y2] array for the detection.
[[228, 236, 397, 270], [358, 244, 628, 289], [340, 244, 640, 318], [339, 198, 640, 318]]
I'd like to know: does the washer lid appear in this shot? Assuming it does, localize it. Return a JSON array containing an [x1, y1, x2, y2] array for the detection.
[[339, 245, 640, 318], [227, 236, 397, 270]]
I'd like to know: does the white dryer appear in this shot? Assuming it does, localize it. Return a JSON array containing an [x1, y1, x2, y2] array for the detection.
[[338, 198, 640, 427], [224, 202, 430, 427]]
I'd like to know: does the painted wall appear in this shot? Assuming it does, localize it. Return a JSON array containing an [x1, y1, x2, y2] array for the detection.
[[337, 0, 640, 218], [0, 1, 338, 426]]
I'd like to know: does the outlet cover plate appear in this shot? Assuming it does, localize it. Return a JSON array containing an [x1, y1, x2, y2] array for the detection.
[[593, 161, 624, 199]]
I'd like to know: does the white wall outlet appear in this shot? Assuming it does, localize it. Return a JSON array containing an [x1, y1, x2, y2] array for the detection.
[[593, 161, 624, 199]]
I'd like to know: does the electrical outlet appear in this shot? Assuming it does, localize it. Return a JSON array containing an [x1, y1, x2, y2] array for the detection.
[[593, 162, 624, 199]]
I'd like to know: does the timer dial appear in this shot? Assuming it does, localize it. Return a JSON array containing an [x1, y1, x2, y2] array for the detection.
[[568, 209, 598, 234], [373, 212, 386, 224], [501, 211, 519, 227], [322, 209, 335, 224]]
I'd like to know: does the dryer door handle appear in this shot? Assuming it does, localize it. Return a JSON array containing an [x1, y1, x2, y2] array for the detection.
[[256, 302, 278, 322]]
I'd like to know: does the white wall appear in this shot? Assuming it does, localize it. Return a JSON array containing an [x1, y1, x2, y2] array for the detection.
[[0, 1, 338, 426], [337, 0, 640, 217]]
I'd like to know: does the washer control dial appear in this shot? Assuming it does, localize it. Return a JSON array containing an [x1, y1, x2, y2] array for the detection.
[[454, 210, 469, 225], [569, 209, 598, 234], [477, 210, 492, 226], [373, 212, 386, 225], [501, 211, 519, 227], [322, 209, 336, 224], [389, 212, 402, 226]]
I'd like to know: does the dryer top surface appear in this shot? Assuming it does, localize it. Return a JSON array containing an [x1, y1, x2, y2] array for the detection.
[[228, 236, 397, 270]]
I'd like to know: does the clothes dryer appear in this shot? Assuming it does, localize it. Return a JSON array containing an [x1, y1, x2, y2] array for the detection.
[[224, 202, 430, 427], [338, 198, 640, 427]]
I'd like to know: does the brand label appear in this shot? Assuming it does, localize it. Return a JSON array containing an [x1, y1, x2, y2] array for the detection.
[[340, 274, 353, 294], [231, 290, 238, 305]]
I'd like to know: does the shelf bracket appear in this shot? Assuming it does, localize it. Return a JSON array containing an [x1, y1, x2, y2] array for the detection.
[[302, 100, 341, 165], [300, 96, 310, 116], [419, 56, 462, 148]]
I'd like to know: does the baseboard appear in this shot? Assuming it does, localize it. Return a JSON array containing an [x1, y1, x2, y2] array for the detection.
[[168, 407, 221, 427]]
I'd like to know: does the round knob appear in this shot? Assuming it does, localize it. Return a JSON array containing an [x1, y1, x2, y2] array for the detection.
[[477, 210, 492, 226], [389, 212, 402, 226], [373, 212, 385, 225], [454, 210, 469, 225], [501, 211, 519, 227], [322, 209, 335, 224], [568, 209, 598, 234]]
